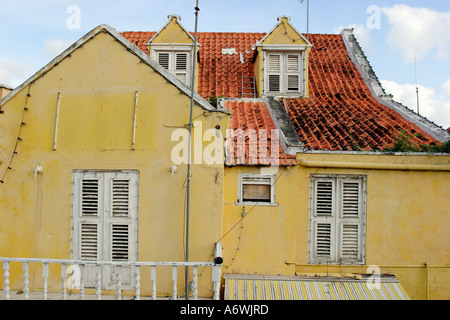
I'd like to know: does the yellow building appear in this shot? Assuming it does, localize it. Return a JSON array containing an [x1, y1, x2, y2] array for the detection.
[[1, 15, 449, 300]]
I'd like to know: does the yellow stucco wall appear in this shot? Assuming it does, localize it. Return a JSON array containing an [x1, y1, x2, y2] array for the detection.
[[0, 31, 229, 298], [222, 153, 449, 300], [222, 166, 298, 277]]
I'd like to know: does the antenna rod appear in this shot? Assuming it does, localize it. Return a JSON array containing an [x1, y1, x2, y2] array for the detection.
[[299, 0, 310, 40], [307, 0, 309, 40], [185, 0, 199, 300], [415, 57, 420, 115]]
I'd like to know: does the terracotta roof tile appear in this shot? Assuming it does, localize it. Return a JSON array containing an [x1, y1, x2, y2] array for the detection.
[[120, 31, 440, 153], [224, 99, 298, 166], [283, 34, 439, 151], [120, 31, 156, 54], [196, 32, 265, 99]]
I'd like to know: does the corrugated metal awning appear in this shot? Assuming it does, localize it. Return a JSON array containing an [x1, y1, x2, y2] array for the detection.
[[224, 274, 410, 300]]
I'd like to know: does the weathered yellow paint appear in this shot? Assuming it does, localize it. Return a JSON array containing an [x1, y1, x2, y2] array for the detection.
[[222, 152, 449, 300], [262, 16, 309, 46], [148, 15, 194, 46], [222, 166, 298, 276], [0, 28, 229, 298]]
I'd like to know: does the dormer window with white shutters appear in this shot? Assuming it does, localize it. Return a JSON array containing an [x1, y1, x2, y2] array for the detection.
[[154, 50, 190, 86], [308, 174, 367, 265], [264, 51, 305, 96]]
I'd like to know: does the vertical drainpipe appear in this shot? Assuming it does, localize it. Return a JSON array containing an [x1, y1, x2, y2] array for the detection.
[[185, 0, 200, 300], [425, 262, 429, 300]]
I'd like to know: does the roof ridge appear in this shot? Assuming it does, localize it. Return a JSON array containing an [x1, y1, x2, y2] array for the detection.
[[341, 29, 449, 143]]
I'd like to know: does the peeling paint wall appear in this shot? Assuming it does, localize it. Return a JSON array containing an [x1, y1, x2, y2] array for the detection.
[[0, 31, 229, 298]]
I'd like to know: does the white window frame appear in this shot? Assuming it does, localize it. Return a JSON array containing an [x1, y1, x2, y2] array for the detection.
[[236, 173, 277, 206], [308, 174, 367, 265], [263, 50, 305, 96], [150, 46, 192, 86], [72, 170, 139, 290]]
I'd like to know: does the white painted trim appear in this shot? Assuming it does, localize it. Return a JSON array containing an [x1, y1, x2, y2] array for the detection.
[[236, 173, 277, 206]]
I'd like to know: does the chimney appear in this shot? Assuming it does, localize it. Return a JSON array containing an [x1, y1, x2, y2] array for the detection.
[[1, 84, 13, 100]]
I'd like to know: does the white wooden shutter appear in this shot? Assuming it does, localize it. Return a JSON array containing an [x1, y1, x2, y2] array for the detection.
[[341, 181, 360, 218], [340, 224, 359, 260], [111, 224, 129, 261], [175, 52, 188, 84], [268, 54, 281, 92], [73, 170, 138, 290], [175, 52, 188, 70], [112, 179, 129, 217], [286, 54, 299, 72], [287, 75, 299, 91], [286, 54, 300, 92], [81, 179, 99, 216], [315, 180, 333, 216], [158, 52, 170, 70], [315, 223, 332, 258], [310, 175, 366, 264], [80, 223, 98, 260]]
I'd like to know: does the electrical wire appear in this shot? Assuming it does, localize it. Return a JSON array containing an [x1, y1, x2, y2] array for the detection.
[[0, 83, 32, 184]]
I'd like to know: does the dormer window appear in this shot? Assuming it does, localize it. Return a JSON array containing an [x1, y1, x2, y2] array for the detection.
[[253, 16, 312, 98], [146, 15, 198, 88], [266, 51, 303, 94], [155, 50, 190, 85]]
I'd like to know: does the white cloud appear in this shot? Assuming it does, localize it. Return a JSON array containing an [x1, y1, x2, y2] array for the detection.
[[0, 59, 32, 88], [382, 79, 450, 129], [333, 24, 371, 51], [44, 39, 73, 59], [442, 79, 450, 96], [382, 5, 450, 63]]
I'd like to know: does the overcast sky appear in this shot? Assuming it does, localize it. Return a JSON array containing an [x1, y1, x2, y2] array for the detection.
[[1, 0, 449, 128]]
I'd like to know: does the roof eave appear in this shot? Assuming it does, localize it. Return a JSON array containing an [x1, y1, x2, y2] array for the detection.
[[0, 24, 216, 113]]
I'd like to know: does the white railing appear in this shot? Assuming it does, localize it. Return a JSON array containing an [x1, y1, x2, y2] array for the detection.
[[0, 258, 222, 300]]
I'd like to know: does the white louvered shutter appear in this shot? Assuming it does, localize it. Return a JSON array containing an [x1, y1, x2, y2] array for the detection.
[[340, 224, 359, 260], [339, 179, 363, 262], [73, 171, 138, 290], [158, 52, 170, 70], [286, 54, 300, 92], [315, 180, 333, 216], [268, 54, 281, 92], [315, 223, 332, 258], [175, 52, 188, 85], [111, 224, 129, 261], [310, 176, 366, 264], [80, 223, 98, 260], [341, 181, 360, 218], [81, 179, 99, 216], [112, 179, 129, 217]]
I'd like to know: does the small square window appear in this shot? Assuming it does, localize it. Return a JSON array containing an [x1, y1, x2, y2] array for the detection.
[[237, 174, 276, 205]]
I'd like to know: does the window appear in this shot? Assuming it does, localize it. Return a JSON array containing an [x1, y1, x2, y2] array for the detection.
[[155, 50, 190, 86], [309, 175, 366, 265], [265, 51, 304, 95], [72, 170, 139, 290], [237, 174, 276, 205]]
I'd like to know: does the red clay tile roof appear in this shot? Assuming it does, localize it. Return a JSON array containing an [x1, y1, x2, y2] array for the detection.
[[196, 32, 265, 99], [120, 31, 440, 153], [283, 34, 439, 151], [121, 31, 156, 54], [224, 99, 298, 166]]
